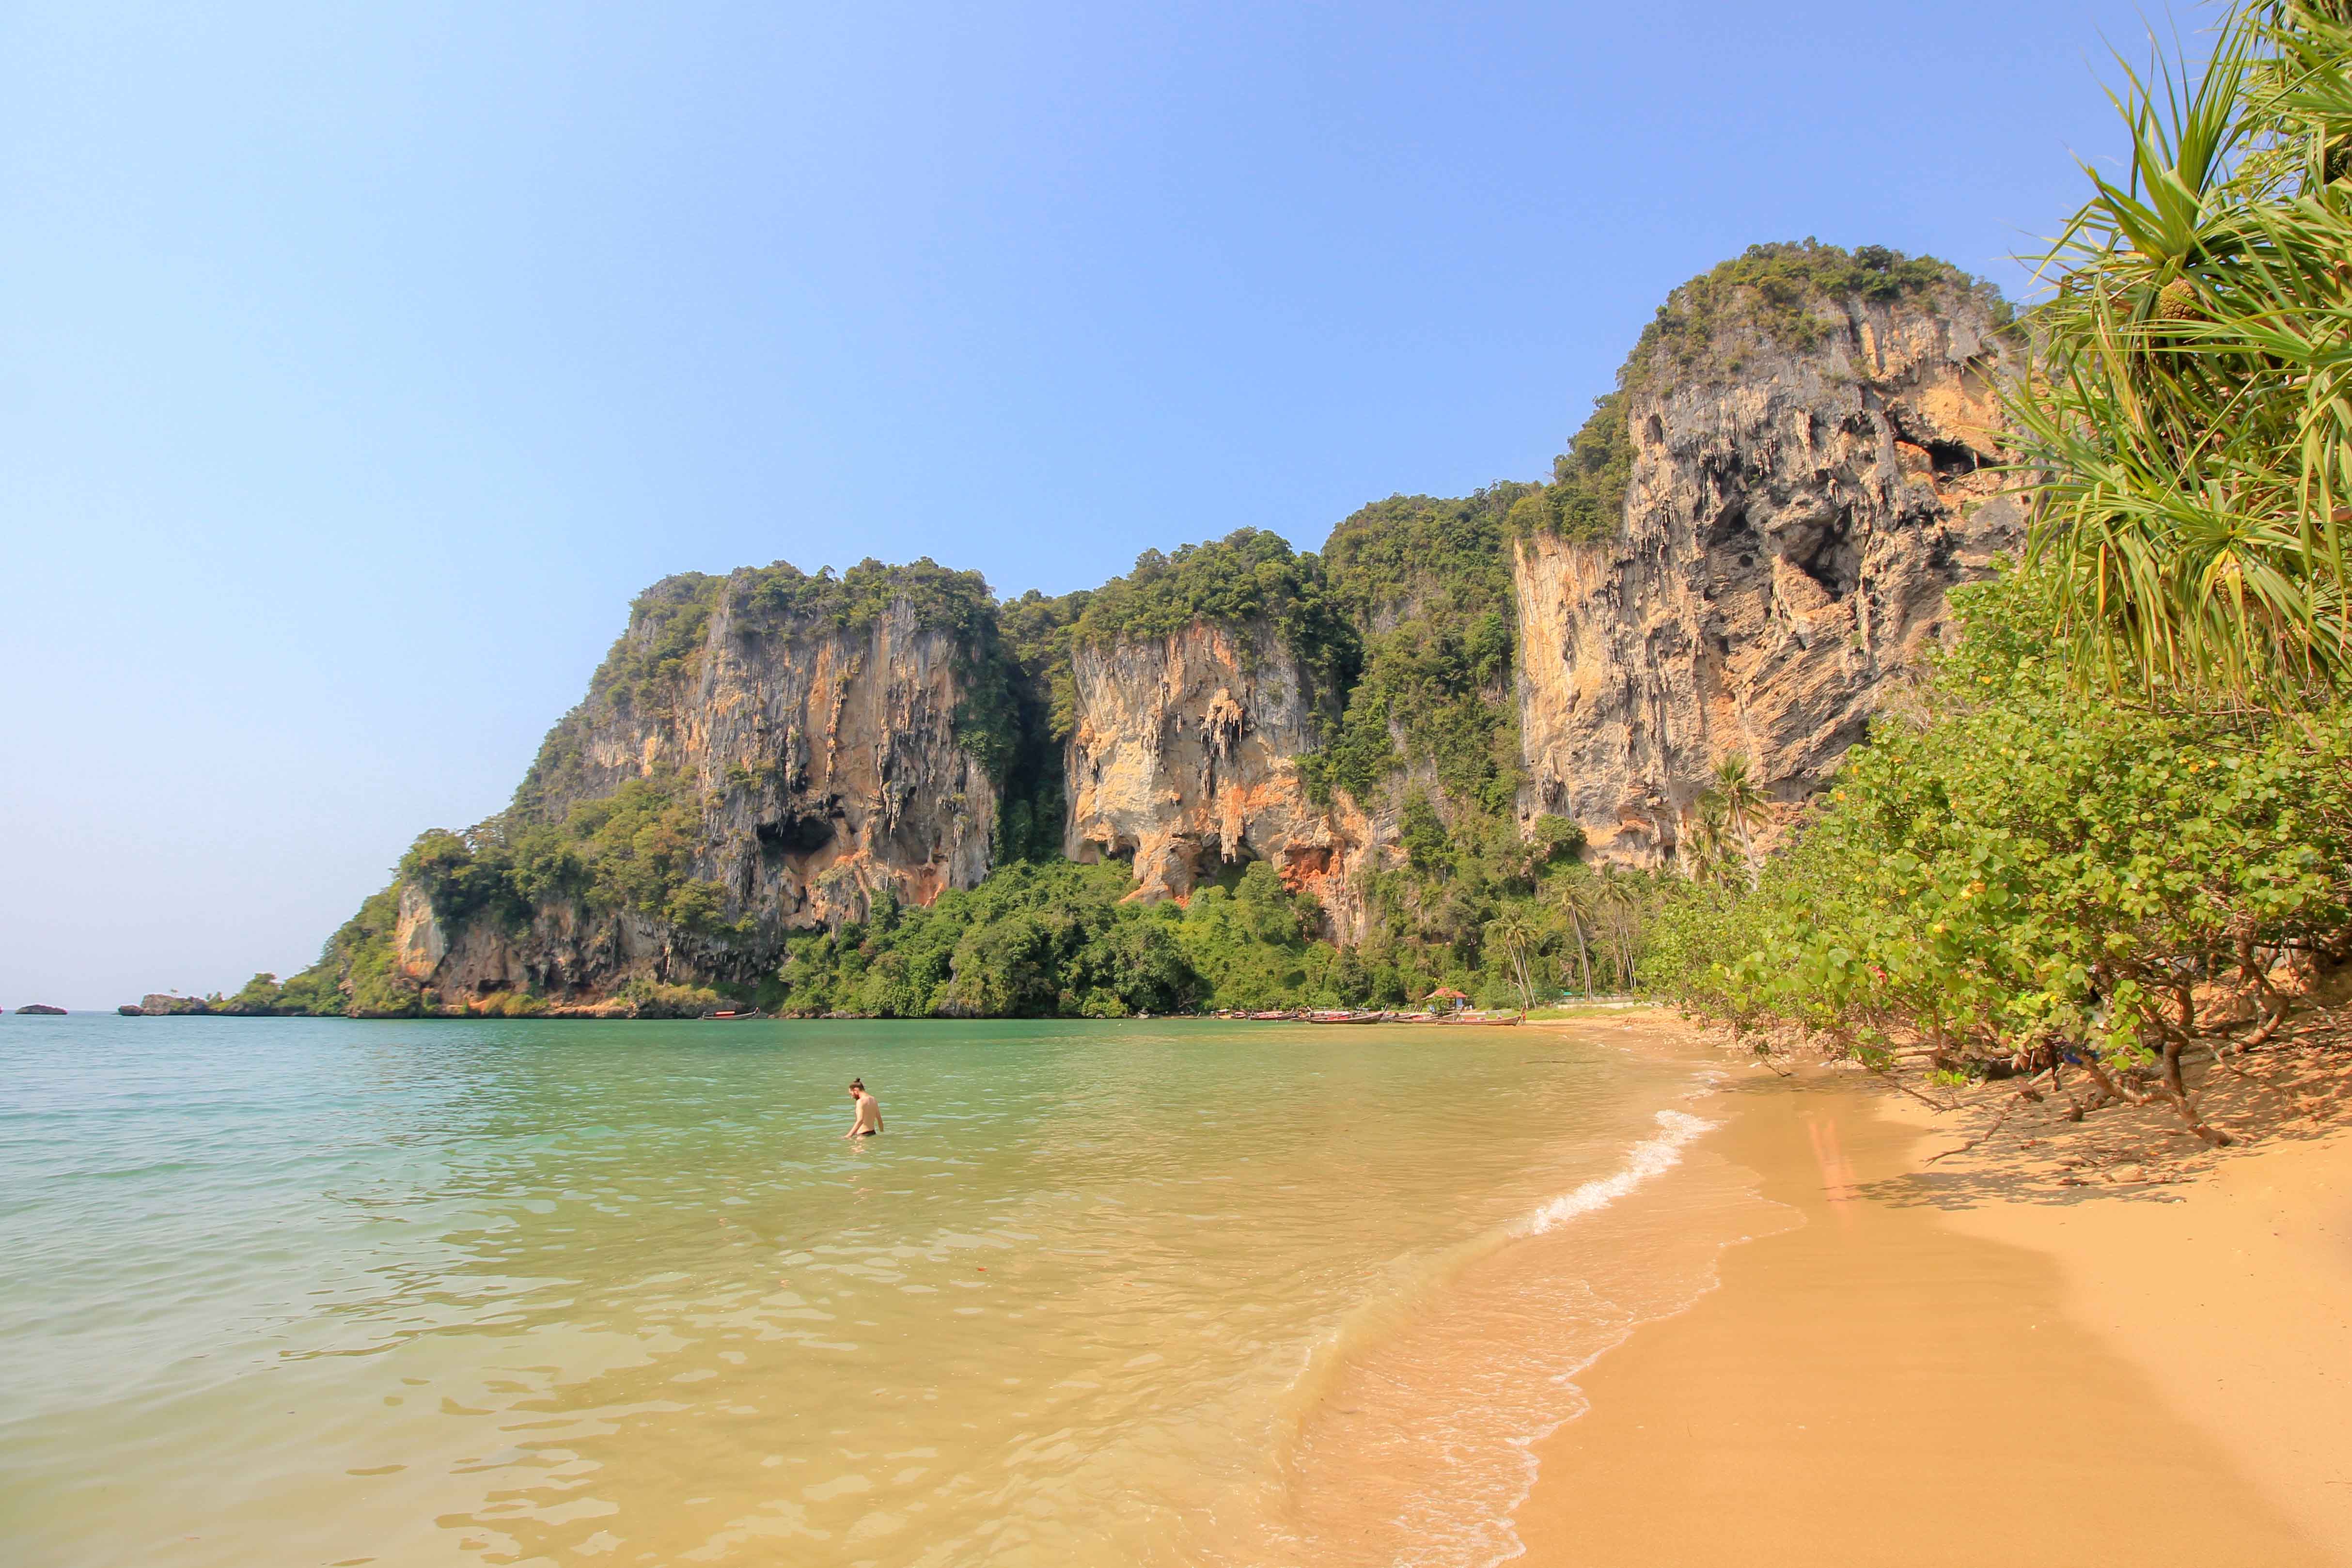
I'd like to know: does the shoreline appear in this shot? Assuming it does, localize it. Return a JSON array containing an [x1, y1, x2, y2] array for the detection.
[[1503, 1023, 2352, 1566]]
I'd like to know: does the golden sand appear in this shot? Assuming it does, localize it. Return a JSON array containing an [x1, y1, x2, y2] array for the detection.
[[1509, 1038, 2352, 1567]]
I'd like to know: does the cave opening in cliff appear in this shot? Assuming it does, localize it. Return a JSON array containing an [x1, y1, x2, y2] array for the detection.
[[1705, 502, 1756, 549], [1191, 841, 1260, 894], [1785, 515, 1862, 601], [757, 813, 836, 857], [1921, 439, 1980, 477]]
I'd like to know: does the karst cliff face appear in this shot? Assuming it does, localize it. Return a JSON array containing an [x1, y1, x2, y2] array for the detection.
[[1063, 620, 1380, 934], [1513, 283, 2024, 863], [269, 246, 2035, 1017], [395, 572, 999, 1004]]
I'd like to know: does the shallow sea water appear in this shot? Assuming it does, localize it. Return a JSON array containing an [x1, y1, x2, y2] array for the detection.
[[0, 1015, 1773, 1567]]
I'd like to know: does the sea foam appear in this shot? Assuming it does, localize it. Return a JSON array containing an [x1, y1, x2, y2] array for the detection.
[[1523, 1109, 1716, 1235]]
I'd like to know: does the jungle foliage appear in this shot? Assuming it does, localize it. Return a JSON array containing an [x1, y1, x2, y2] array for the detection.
[[1627, 239, 1991, 381], [1305, 487, 1525, 815], [269, 772, 745, 1017], [770, 853, 1615, 1019], [1646, 573, 2352, 1140], [2011, 0, 2352, 705], [1505, 392, 1635, 544]]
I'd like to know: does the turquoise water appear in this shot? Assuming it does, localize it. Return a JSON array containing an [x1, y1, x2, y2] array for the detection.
[[0, 1014, 1759, 1567]]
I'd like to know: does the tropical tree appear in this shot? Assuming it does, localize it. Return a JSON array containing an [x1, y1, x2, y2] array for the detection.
[[1593, 866, 1648, 991], [1710, 753, 1769, 885], [1549, 870, 1598, 997], [2012, 0, 2352, 707], [1485, 909, 1544, 1013], [1680, 794, 1740, 889]]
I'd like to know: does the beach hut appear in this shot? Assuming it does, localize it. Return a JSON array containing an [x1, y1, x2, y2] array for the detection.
[[1427, 986, 1470, 1014]]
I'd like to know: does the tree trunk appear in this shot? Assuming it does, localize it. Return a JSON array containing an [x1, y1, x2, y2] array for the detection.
[[2159, 1035, 2233, 1145]]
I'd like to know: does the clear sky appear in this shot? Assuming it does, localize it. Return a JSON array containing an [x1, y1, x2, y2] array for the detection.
[[4, 0, 2175, 1007]]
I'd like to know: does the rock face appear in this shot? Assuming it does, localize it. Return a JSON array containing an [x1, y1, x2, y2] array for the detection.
[[138, 994, 210, 1015], [395, 569, 1002, 1004], [525, 580, 997, 927], [1063, 620, 1380, 935], [392, 880, 712, 1003], [1512, 280, 2023, 863], [253, 246, 2037, 1016]]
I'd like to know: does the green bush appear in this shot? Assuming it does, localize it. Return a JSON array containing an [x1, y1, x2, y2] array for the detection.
[[773, 857, 1355, 1017], [1647, 571, 2352, 1137]]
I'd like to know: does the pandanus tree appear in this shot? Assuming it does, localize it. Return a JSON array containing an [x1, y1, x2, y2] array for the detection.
[[2013, 0, 2352, 708]]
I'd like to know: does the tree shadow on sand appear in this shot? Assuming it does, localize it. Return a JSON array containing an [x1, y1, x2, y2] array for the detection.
[[1853, 1028, 2352, 1213]]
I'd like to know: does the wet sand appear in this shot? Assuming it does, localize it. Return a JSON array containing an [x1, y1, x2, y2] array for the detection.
[[1509, 1049, 2352, 1567]]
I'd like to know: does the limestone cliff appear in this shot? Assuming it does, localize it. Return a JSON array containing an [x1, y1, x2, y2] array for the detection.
[[256, 243, 2034, 1018], [1512, 262, 2024, 863], [390, 562, 1003, 1006], [1063, 620, 1381, 936]]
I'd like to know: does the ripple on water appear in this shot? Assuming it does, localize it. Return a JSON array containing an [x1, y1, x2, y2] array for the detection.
[[2, 1014, 1745, 1568]]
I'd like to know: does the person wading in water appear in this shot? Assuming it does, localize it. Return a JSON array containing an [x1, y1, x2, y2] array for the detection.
[[844, 1079, 883, 1140]]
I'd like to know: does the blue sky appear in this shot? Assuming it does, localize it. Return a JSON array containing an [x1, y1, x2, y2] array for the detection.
[[4, 0, 2176, 1006]]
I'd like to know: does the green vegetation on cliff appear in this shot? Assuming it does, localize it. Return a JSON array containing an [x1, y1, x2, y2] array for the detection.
[[1627, 239, 1988, 381], [267, 884, 418, 1017], [989, 586, 1092, 858], [410, 772, 736, 937], [1505, 393, 1633, 544], [1072, 528, 1359, 700], [516, 558, 1016, 823], [261, 773, 747, 1018], [1306, 487, 1525, 815]]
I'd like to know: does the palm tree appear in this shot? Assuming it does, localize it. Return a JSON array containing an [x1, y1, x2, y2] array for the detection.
[[1710, 754, 1769, 886], [1593, 866, 1644, 992], [1485, 909, 1543, 1014], [1682, 795, 1733, 888], [2011, 1, 2352, 707], [1549, 872, 1598, 998]]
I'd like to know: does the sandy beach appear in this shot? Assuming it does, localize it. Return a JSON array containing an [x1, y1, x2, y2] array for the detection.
[[1509, 1022, 2352, 1567]]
